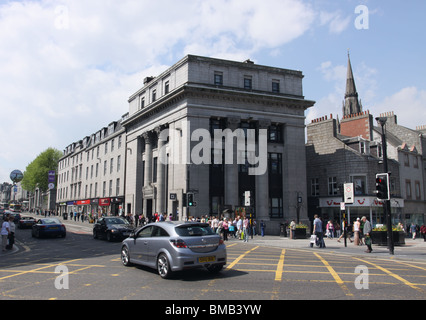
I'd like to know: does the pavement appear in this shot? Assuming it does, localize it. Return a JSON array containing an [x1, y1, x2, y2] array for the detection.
[[227, 234, 426, 262], [3, 213, 426, 262]]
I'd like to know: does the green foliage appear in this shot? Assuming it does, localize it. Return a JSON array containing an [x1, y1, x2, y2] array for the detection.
[[21, 148, 62, 192]]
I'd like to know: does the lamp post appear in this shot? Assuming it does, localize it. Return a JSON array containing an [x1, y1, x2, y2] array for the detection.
[[376, 117, 394, 255]]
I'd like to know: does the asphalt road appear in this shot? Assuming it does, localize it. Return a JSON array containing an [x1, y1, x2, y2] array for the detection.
[[1, 216, 426, 304]]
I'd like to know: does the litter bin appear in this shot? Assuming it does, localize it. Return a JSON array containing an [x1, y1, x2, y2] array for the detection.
[[63, 212, 68, 220]]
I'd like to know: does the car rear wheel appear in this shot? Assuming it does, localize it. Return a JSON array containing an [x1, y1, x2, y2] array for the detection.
[[121, 246, 132, 266], [93, 230, 98, 239], [157, 253, 172, 279]]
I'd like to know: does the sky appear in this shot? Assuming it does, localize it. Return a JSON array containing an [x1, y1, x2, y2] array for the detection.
[[1, 0, 425, 184]]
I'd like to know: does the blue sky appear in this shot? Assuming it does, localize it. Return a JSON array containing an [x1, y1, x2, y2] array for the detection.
[[0, 0, 425, 183]]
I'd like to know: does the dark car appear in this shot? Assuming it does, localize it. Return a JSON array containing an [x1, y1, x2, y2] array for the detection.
[[18, 216, 36, 229], [32, 218, 66, 238], [93, 217, 134, 241]]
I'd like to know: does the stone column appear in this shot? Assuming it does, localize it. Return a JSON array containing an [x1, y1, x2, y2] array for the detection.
[[255, 119, 271, 226], [142, 131, 154, 217], [155, 125, 168, 215], [224, 117, 240, 209]]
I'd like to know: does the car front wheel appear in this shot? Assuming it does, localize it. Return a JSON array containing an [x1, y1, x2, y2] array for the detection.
[[157, 253, 172, 279], [121, 246, 132, 266]]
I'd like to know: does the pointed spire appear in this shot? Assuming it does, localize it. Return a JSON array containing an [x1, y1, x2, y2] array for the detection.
[[343, 52, 362, 117]]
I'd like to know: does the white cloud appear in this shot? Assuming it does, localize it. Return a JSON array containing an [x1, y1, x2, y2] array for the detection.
[[372, 87, 426, 129], [319, 10, 351, 34], [0, 0, 320, 182]]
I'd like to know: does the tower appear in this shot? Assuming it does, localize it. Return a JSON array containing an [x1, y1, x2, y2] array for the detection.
[[343, 52, 362, 117]]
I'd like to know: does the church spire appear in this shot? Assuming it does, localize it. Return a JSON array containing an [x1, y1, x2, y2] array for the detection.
[[343, 52, 362, 117]]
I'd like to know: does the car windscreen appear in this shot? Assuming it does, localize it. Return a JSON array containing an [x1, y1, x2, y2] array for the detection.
[[42, 219, 61, 225], [175, 224, 215, 237], [106, 218, 128, 225]]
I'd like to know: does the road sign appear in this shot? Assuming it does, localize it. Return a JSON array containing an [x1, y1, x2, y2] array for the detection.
[[344, 183, 354, 204]]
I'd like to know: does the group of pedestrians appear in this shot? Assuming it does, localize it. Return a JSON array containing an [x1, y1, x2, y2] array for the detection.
[[312, 215, 373, 253], [1, 215, 15, 252]]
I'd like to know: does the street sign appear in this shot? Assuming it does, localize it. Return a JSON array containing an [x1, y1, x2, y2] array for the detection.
[[244, 191, 251, 206], [344, 183, 354, 204]]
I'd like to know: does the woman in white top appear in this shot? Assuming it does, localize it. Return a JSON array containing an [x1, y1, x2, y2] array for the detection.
[[1, 219, 10, 251], [353, 218, 360, 246]]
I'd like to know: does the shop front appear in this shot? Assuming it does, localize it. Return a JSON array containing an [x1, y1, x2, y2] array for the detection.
[[318, 196, 404, 227]]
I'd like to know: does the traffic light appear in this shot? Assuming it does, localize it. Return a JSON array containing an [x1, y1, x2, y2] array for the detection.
[[375, 173, 390, 200], [187, 193, 194, 207]]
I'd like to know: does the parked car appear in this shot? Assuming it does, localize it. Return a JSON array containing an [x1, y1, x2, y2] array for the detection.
[[32, 218, 66, 238], [93, 217, 134, 241], [121, 221, 227, 279], [18, 216, 36, 229]]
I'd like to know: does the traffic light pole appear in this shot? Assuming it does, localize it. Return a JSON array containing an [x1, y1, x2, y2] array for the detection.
[[377, 117, 394, 255]]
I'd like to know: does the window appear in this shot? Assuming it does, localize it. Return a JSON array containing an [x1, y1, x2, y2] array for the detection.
[[328, 177, 338, 195], [272, 80, 280, 93], [103, 181, 106, 197], [111, 139, 114, 152], [311, 178, 319, 196], [268, 153, 282, 174], [414, 156, 419, 168], [94, 183, 98, 197], [404, 154, 410, 167], [140, 97, 145, 109], [110, 158, 114, 174], [360, 141, 369, 154], [270, 198, 283, 219], [116, 178, 120, 196], [118, 135, 122, 148], [105, 142, 108, 154], [214, 72, 223, 86], [104, 160, 107, 176], [415, 181, 421, 200], [164, 81, 169, 94], [117, 155, 121, 172], [152, 89, 156, 102], [351, 175, 366, 195], [109, 180, 113, 196], [244, 77, 252, 90], [269, 124, 283, 143], [406, 180, 412, 199]]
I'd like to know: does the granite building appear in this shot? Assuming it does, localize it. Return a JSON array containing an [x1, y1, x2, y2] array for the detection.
[[123, 55, 315, 234]]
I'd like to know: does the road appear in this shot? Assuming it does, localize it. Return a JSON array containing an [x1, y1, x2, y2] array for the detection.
[[1, 215, 426, 303]]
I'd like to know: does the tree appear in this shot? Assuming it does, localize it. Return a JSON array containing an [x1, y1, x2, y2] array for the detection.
[[21, 148, 62, 192]]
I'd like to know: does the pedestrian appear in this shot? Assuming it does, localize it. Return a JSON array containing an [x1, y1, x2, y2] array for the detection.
[[337, 220, 354, 243], [362, 216, 373, 253], [243, 216, 250, 242], [6, 216, 15, 250], [290, 219, 296, 239], [420, 225, 426, 242], [326, 220, 334, 239], [260, 220, 266, 237], [353, 218, 361, 245], [313, 215, 325, 248], [1, 217, 10, 252], [236, 216, 243, 239], [410, 223, 417, 240], [222, 218, 229, 241]]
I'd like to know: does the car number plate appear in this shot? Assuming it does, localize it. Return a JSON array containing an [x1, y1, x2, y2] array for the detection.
[[50, 227, 59, 230], [198, 256, 216, 263]]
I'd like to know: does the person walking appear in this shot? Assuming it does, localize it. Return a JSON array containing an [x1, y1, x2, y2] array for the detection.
[[326, 220, 334, 239], [313, 215, 325, 248], [362, 216, 373, 253], [260, 220, 266, 237], [353, 218, 361, 245], [243, 216, 250, 242], [1, 217, 10, 252], [410, 222, 417, 240], [290, 219, 296, 239], [6, 216, 15, 250]]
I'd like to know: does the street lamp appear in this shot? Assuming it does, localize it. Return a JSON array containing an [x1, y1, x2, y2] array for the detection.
[[375, 117, 394, 255]]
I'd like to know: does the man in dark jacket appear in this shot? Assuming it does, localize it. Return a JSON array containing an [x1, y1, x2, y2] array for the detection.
[[362, 216, 372, 253]]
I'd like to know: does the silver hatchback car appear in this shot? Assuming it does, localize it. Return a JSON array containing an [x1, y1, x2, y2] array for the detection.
[[121, 221, 227, 278]]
